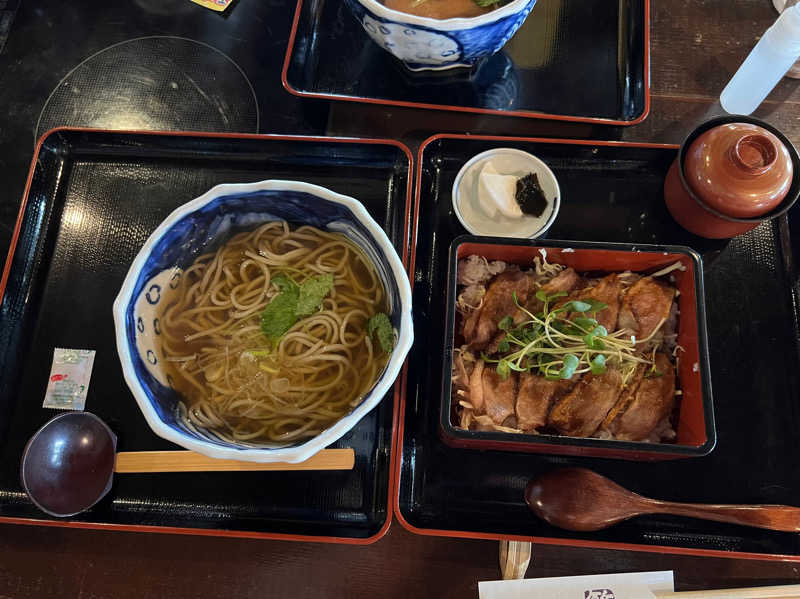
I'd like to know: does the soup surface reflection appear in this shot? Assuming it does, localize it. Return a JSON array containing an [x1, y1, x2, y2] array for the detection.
[[383, 0, 493, 19]]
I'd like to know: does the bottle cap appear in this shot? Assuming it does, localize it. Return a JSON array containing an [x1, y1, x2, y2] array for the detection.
[[772, 5, 800, 54]]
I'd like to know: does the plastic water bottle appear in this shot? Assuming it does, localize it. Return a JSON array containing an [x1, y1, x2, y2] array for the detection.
[[720, 4, 800, 115]]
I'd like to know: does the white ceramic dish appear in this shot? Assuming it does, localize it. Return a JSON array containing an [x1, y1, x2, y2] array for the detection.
[[113, 179, 414, 463], [452, 148, 561, 238]]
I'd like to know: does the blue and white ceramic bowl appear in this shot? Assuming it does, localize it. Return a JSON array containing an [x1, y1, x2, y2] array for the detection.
[[345, 0, 536, 71], [113, 180, 413, 463]]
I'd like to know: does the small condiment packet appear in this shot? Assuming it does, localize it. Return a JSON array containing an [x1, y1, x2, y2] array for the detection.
[[478, 570, 674, 599], [43, 348, 96, 411], [189, 0, 234, 12]]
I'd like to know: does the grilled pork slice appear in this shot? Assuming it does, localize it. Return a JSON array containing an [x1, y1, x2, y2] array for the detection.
[[466, 360, 519, 426], [482, 368, 518, 425], [583, 274, 625, 332], [512, 268, 582, 326], [515, 373, 577, 432], [463, 270, 533, 350], [482, 268, 583, 354], [548, 369, 623, 437], [565, 274, 625, 333], [603, 353, 676, 441], [600, 364, 646, 432], [482, 268, 581, 356], [617, 277, 675, 341]]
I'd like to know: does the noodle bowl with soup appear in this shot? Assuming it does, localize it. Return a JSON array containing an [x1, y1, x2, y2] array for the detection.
[[161, 221, 393, 444], [114, 180, 413, 463]]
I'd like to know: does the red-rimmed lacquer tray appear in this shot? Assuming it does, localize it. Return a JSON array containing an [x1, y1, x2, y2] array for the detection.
[[281, 0, 650, 126], [395, 133, 800, 560], [0, 128, 412, 544]]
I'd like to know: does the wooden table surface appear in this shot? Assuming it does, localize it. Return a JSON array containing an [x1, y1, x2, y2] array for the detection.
[[1, 520, 800, 597], [3, 1, 800, 597]]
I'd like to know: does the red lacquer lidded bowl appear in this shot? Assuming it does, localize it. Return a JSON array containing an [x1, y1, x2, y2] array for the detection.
[[664, 116, 800, 239]]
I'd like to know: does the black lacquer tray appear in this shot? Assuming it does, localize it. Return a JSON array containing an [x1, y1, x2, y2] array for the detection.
[[0, 128, 412, 543], [282, 0, 649, 125], [396, 134, 800, 559]]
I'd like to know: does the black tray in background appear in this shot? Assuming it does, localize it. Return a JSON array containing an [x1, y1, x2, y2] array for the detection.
[[282, 0, 649, 125], [0, 129, 411, 542], [398, 134, 800, 558]]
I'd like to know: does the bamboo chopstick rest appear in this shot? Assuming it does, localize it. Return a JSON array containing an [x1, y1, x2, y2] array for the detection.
[[499, 540, 532, 580], [114, 448, 355, 473]]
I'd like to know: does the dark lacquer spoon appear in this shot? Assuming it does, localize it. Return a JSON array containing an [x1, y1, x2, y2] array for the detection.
[[21, 412, 355, 518], [21, 412, 117, 517], [525, 468, 800, 532]]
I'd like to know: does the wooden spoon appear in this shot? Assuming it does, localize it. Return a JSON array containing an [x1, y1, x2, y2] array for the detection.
[[525, 467, 800, 532]]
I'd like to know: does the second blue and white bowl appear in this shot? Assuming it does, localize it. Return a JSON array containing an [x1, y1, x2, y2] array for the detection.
[[345, 0, 537, 71], [113, 180, 413, 463]]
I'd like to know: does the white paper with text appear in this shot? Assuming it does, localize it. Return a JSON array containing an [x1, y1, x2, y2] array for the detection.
[[479, 570, 674, 599]]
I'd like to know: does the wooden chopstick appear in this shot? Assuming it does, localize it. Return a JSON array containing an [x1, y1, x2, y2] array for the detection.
[[114, 448, 355, 473], [654, 584, 800, 598]]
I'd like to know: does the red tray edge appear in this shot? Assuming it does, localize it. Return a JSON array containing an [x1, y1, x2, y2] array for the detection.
[[0, 126, 415, 546], [393, 133, 800, 563], [280, 0, 651, 127]]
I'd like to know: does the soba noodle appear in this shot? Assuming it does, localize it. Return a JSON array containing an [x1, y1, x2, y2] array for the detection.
[[159, 221, 392, 444]]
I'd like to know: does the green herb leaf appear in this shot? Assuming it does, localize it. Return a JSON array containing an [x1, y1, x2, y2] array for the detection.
[[512, 291, 523, 309], [567, 300, 592, 313], [260, 273, 336, 343], [551, 320, 571, 334], [520, 329, 537, 344], [497, 315, 514, 331], [645, 368, 664, 379], [474, 0, 513, 7], [367, 312, 395, 354], [497, 339, 510, 353], [535, 289, 567, 303], [585, 299, 608, 313], [559, 354, 579, 379], [260, 282, 300, 341], [572, 317, 598, 331], [591, 325, 608, 337], [583, 333, 606, 350], [496, 360, 511, 380], [514, 324, 540, 345], [271, 273, 298, 293], [296, 273, 334, 316], [590, 354, 607, 375]]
